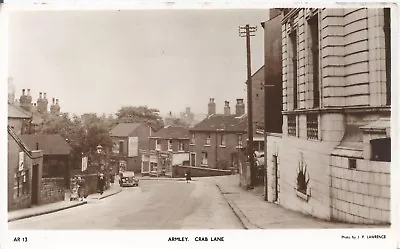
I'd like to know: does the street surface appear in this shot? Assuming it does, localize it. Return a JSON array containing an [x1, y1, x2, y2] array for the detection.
[[8, 179, 243, 229]]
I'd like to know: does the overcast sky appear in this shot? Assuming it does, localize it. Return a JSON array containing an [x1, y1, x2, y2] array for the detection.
[[8, 9, 269, 116]]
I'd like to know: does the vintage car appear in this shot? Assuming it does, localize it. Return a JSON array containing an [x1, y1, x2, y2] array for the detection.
[[119, 171, 139, 187]]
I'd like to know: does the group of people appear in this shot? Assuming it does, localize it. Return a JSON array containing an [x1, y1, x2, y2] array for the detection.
[[70, 172, 111, 201]]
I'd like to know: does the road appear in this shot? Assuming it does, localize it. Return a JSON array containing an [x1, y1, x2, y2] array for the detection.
[[8, 179, 243, 229]]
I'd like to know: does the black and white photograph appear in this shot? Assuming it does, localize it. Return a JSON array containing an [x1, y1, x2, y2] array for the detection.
[[1, 2, 397, 249]]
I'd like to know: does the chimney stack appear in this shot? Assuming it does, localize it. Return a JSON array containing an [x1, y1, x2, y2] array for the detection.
[[235, 99, 245, 116], [22, 89, 25, 95], [208, 98, 216, 116], [224, 101, 231, 115]]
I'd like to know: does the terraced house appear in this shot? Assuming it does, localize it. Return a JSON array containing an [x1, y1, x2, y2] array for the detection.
[[264, 8, 391, 224], [189, 98, 247, 171]]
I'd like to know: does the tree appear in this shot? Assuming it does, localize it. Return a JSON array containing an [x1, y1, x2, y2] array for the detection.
[[115, 106, 164, 131]]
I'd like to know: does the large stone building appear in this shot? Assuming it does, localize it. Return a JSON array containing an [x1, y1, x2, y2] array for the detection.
[[264, 8, 391, 225]]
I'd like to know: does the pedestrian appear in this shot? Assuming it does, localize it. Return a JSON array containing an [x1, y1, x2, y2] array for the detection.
[[97, 173, 105, 195], [185, 169, 191, 183], [77, 176, 86, 201]]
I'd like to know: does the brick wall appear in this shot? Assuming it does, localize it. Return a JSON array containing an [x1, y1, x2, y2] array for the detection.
[[39, 177, 65, 205], [171, 165, 232, 178], [330, 156, 390, 224], [189, 132, 246, 169]]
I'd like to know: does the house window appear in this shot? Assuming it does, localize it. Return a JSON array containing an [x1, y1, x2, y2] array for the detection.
[[206, 134, 211, 145], [237, 134, 243, 147], [308, 14, 320, 108], [288, 115, 296, 136], [155, 139, 161, 151], [306, 114, 318, 140], [201, 152, 208, 166], [220, 134, 226, 146], [178, 142, 184, 151], [119, 141, 124, 154], [150, 162, 157, 171], [348, 158, 357, 170], [290, 30, 298, 110], [191, 133, 195, 144], [384, 8, 391, 105], [168, 140, 173, 151]]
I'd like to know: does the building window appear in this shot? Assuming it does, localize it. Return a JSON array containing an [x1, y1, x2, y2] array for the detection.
[[190, 153, 196, 166], [259, 141, 265, 151], [308, 14, 320, 108], [150, 162, 157, 171], [306, 114, 318, 140], [155, 139, 161, 151], [168, 140, 173, 151], [237, 134, 243, 147], [290, 30, 298, 110], [191, 133, 195, 144], [348, 158, 357, 170], [201, 152, 208, 166], [288, 115, 296, 136], [206, 134, 211, 145], [384, 8, 391, 105], [371, 138, 391, 162], [178, 142, 184, 151], [220, 134, 226, 146]]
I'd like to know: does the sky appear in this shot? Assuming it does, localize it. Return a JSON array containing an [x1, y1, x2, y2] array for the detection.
[[8, 9, 269, 117]]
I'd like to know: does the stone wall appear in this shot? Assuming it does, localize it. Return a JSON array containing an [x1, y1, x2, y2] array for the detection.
[[330, 156, 390, 224], [171, 165, 232, 178], [266, 134, 337, 220], [39, 177, 65, 205]]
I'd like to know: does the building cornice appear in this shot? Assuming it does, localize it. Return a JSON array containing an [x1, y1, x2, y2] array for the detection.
[[282, 106, 391, 115]]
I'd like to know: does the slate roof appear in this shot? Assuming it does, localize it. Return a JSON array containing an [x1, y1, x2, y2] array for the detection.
[[21, 134, 72, 155], [151, 126, 190, 140], [110, 123, 142, 137], [190, 114, 247, 133], [8, 104, 31, 119]]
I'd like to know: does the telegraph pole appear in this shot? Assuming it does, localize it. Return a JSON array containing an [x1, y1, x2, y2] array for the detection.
[[239, 24, 257, 188]]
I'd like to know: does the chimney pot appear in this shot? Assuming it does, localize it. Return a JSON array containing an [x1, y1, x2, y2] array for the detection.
[[56, 98, 59, 104], [52, 98, 55, 104], [27, 89, 31, 95], [22, 89, 25, 95], [44, 93, 47, 99], [39, 92, 43, 98]]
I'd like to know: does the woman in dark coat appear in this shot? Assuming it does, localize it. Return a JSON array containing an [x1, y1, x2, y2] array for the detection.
[[185, 169, 192, 183]]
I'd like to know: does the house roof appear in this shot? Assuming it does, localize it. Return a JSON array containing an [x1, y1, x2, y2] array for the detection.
[[190, 114, 247, 133], [110, 123, 142, 137], [21, 134, 72, 155], [8, 104, 31, 119], [151, 126, 190, 139]]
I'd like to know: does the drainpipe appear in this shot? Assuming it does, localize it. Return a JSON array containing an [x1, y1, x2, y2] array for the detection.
[[215, 133, 218, 169]]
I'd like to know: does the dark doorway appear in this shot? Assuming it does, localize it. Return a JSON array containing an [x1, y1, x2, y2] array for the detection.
[[273, 155, 279, 202], [31, 164, 39, 205]]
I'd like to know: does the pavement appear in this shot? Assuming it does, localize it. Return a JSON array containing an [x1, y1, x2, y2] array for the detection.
[[210, 175, 384, 229], [8, 184, 122, 222], [137, 176, 190, 181]]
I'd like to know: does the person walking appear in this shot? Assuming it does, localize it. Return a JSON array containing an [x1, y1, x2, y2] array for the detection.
[[77, 176, 86, 201], [97, 173, 105, 195], [185, 169, 192, 183]]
